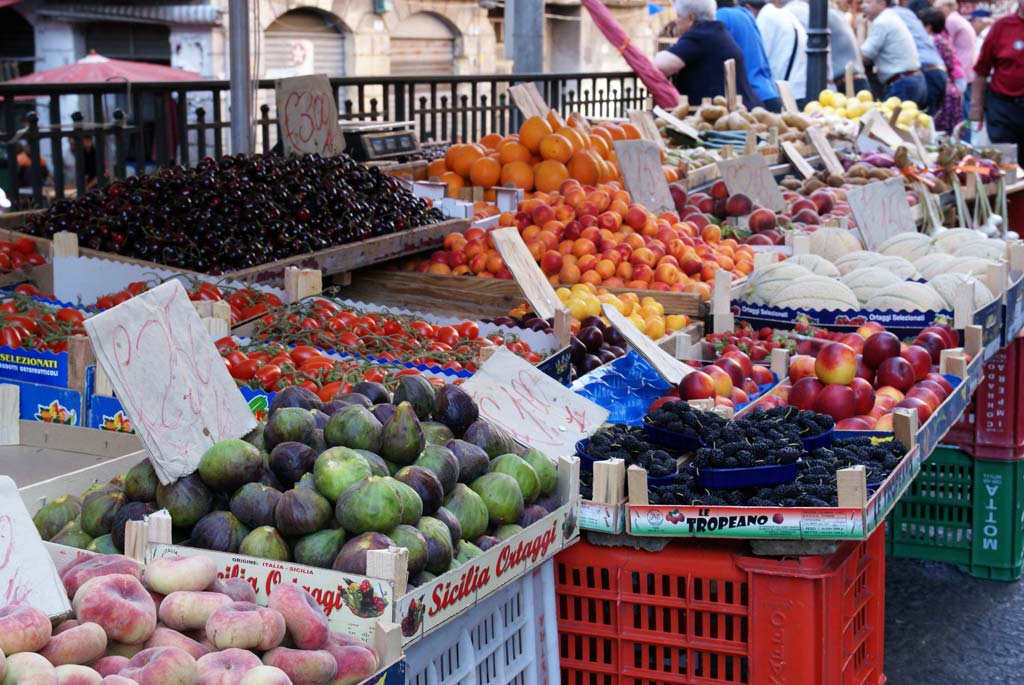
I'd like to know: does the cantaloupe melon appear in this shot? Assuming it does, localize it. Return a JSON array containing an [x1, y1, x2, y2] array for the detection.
[[954, 238, 1007, 260], [929, 272, 995, 310], [946, 257, 999, 278], [864, 281, 948, 312], [913, 252, 958, 280], [840, 267, 901, 303], [932, 228, 986, 254], [835, 250, 878, 275], [878, 232, 933, 261], [874, 256, 921, 280], [744, 262, 813, 304], [770, 276, 860, 311], [808, 227, 863, 263], [787, 254, 841, 278]]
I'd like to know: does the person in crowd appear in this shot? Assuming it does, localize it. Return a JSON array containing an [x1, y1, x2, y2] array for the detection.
[[860, 0, 928, 106], [937, 0, 977, 111], [785, 0, 869, 93], [745, 0, 809, 107], [655, 0, 763, 106], [907, 0, 931, 15], [969, 0, 1024, 161], [15, 142, 48, 188], [919, 7, 965, 131], [893, 0, 949, 114], [970, 8, 994, 57], [716, 0, 781, 110]]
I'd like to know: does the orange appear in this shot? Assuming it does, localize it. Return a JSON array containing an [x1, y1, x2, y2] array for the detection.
[[557, 127, 586, 154], [469, 156, 501, 187], [500, 160, 534, 190], [498, 141, 532, 165], [446, 144, 483, 178], [588, 134, 610, 159], [439, 171, 465, 198], [519, 116, 554, 154], [663, 166, 679, 183], [534, 160, 570, 193], [479, 133, 503, 150], [538, 133, 573, 163], [567, 151, 600, 186], [546, 109, 566, 130], [604, 123, 626, 141], [426, 158, 447, 178], [619, 123, 641, 140]]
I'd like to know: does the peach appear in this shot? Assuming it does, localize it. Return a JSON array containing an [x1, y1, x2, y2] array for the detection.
[[196, 649, 262, 685], [788, 355, 817, 383], [2, 652, 57, 685], [268, 586, 329, 651], [119, 648, 197, 685], [55, 620, 82, 635], [143, 556, 218, 595], [328, 634, 377, 661], [62, 556, 143, 599], [99, 678, 139, 685], [89, 658, 128, 678], [239, 666, 292, 685], [74, 575, 157, 645], [261, 648, 336, 685], [814, 342, 857, 386], [40, 622, 107, 666], [206, 603, 286, 652], [159, 592, 233, 632], [144, 628, 209, 661], [322, 643, 377, 685], [0, 605, 52, 654], [54, 665, 102, 685], [208, 579, 257, 604], [104, 643, 144, 659]]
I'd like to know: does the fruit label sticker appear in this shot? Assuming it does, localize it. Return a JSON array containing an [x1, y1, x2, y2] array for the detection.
[[0, 476, 72, 618], [146, 544, 391, 643], [717, 154, 786, 211], [274, 74, 346, 157], [613, 140, 676, 214], [846, 176, 915, 251], [460, 346, 608, 458], [84, 280, 257, 484]]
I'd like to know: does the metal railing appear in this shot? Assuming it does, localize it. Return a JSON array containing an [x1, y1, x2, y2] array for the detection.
[[0, 71, 649, 208]]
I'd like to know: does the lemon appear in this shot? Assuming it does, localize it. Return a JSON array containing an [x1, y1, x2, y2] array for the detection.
[[628, 314, 647, 333], [565, 297, 588, 320], [598, 293, 626, 314], [571, 283, 594, 295], [580, 294, 601, 317], [666, 314, 689, 331], [885, 96, 901, 107], [916, 112, 932, 126], [804, 101, 824, 113], [556, 287, 571, 302], [640, 297, 664, 315], [818, 89, 835, 106], [857, 89, 873, 102], [823, 106, 836, 115], [901, 100, 918, 111], [833, 93, 848, 109]]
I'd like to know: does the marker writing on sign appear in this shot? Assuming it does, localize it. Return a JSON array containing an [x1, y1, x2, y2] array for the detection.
[[475, 370, 593, 447], [0, 515, 31, 606], [282, 90, 338, 154]]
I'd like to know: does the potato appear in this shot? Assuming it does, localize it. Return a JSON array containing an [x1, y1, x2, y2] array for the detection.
[[802, 178, 826, 193], [846, 163, 870, 178], [700, 105, 727, 122], [781, 112, 811, 131], [826, 174, 846, 187], [781, 178, 803, 190], [868, 167, 893, 180], [712, 95, 727, 107], [672, 102, 690, 118], [846, 177, 870, 185]]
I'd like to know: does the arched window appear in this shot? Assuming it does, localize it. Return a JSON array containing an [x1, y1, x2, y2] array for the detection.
[[391, 12, 457, 76], [84, 22, 171, 64], [264, 8, 346, 78]]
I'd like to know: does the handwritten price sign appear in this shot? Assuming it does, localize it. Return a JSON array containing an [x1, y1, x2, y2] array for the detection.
[[0, 476, 71, 618], [846, 176, 915, 250], [275, 74, 345, 157], [613, 140, 676, 214], [84, 280, 257, 484], [460, 347, 608, 457], [717, 154, 786, 211]]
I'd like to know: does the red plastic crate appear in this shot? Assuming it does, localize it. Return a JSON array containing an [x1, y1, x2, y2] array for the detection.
[[947, 339, 1024, 460], [555, 528, 886, 685]]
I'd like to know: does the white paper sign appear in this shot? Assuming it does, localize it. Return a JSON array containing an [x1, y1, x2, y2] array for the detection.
[[274, 74, 345, 157], [460, 347, 608, 457], [846, 176, 915, 251], [613, 140, 675, 214], [0, 477, 71, 618], [717, 154, 786, 211], [84, 280, 257, 484]]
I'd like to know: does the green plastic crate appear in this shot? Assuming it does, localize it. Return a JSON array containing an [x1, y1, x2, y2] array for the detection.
[[887, 445, 1024, 581]]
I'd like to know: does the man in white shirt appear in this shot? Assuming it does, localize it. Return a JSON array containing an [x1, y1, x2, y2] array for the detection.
[[745, 0, 809, 105], [860, 0, 928, 106]]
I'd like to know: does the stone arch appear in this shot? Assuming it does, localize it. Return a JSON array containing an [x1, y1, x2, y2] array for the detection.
[[390, 11, 461, 76], [261, 6, 351, 77]]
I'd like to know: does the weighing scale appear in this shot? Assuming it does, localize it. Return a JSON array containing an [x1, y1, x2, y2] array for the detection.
[[338, 121, 420, 162]]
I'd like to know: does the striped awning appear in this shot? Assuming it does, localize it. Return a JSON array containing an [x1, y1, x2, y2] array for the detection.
[[35, 3, 222, 26]]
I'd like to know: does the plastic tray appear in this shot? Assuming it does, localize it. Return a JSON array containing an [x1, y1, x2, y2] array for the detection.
[[575, 438, 679, 485], [641, 422, 705, 452], [801, 427, 834, 451], [693, 461, 800, 489]]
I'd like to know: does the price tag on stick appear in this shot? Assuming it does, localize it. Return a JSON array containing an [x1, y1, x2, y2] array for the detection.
[[717, 153, 786, 211], [653, 106, 700, 140], [613, 140, 676, 214], [0, 476, 71, 619], [845, 176, 915, 250], [782, 141, 815, 179], [807, 127, 845, 177], [84, 280, 257, 485], [275, 74, 345, 157], [601, 304, 693, 385], [460, 347, 609, 457]]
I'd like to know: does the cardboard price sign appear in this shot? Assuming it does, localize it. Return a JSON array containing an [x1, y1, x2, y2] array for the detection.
[[653, 106, 699, 140], [275, 74, 345, 157], [613, 140, 675, 214], [490, 227, 560, 321], [717, 153, 786, 211], [84, 280, 257, 484], [0, 476, 71, 618], [845, 176, 915, 250], [781, 141, 815, 179], [807, 127, 844, 176], [460, 347, 608, 457], [601, 304, 692, 385]]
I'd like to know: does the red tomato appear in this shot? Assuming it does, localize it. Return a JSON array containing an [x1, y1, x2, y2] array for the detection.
[[435, 326, 459, 347], [290, 345, 321, 365], [96, 296, 115, 310], [0, 327, 23, 349], [230, 358, 260, 381], [225, 350, 248, 367], [300, 358, 335, 374], [456, 322, 479, 339], [13, 237, 36, 255], [410, 321, 434, 338], [215, 337, 238, 353], [240, 303, 269, 320], [318, 381, 343, 402], [338, 332, 360, 347], [383, 320, 404, 336], [0, 254, 12, 270], [126, 281, 147, 296], [254, 364, 283, 391], [298, 380, 319, 394], [56, 308, 85, 325], [13, 284, 40, 298], [362, 370, 385, 384], [112, 291, 132, 305], [25, 252, 46, 267]]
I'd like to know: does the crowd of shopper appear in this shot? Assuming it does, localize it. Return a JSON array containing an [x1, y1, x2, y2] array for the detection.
[[656, 0, 1024, 158]]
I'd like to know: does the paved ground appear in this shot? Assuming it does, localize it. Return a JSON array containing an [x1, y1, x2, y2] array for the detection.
[[7, 446, 1024, 682]]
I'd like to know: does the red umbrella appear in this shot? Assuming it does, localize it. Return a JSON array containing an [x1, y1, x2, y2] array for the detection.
[[4, 51, 202, 85], [580, 0, 681, 109]]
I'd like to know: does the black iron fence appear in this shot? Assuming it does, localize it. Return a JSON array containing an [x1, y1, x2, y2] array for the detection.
[[0, 71, 649, 208]]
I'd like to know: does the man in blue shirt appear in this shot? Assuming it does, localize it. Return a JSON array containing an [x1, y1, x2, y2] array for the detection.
[[717, 0, 782, 111], [892, 1, 949, 114]]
